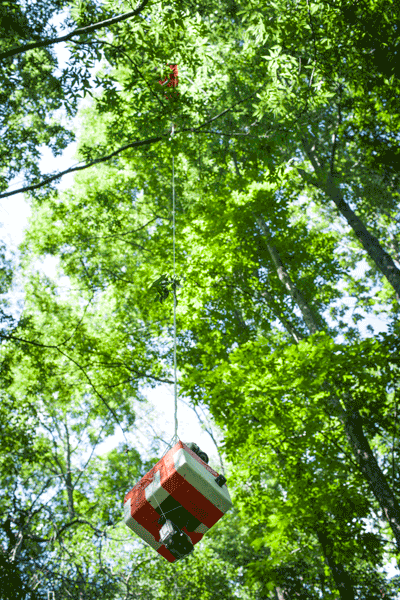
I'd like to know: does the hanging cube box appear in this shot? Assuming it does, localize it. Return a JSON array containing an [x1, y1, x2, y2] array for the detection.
[[123, 440, 233, 562]]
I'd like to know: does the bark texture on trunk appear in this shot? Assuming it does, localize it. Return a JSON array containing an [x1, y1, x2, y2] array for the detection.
[[65, 421, 75, 520], [297, 134, 400, 300], [343, 403, 400, 549], [325, 177, 400, 299], [315, 526, 355, 600]]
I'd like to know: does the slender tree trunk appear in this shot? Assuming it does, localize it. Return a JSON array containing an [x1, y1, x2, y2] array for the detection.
[[255, 215, 322, 335], [274, 587, 286, 600], [256, 214, 400, 555], [259, 283, 304, 343], [343, 399, 400, 549], [315, 526, 355, 600], [325, 176, 400, 299], [298, 138, 400, 300], [65, 421, 75, 519]]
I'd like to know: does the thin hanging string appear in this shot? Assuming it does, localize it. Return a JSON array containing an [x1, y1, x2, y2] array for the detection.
[[170, 63, 178, 446], [172, 154, 178, 444]]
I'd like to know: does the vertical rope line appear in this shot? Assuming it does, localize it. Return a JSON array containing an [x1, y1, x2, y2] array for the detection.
[[393, 395, 397, 483], [172, 155, 178, 444]]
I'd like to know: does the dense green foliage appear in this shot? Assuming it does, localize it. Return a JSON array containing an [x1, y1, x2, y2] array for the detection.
[[1, 0, 400, 598]]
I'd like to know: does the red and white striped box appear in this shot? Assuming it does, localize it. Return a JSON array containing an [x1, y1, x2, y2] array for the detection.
[[123, 440, 233, 562]]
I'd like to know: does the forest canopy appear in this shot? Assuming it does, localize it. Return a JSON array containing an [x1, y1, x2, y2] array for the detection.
[[0, 0, 400, 598]]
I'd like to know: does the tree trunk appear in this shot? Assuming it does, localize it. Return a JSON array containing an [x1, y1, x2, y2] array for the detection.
[[256, 214, 400, 556], [259, 281, 304, 343], [325, 176, 400, 300], [274, 587, 286, 600], [315, 526, 355, 600], [255, 215, 322, 335], [65, 421, 75, 520], [297, 137, 400, 300], [343, 400, 400, 550]]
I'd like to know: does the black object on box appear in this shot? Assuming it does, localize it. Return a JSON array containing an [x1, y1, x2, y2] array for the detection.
[[159, 519, 194, 560]]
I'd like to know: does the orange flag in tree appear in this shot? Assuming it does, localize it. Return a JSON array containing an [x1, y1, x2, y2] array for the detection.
[[159, 64, 179, 99]]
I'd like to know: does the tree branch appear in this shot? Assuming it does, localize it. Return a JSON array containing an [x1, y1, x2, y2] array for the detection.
[[0, 0, 151, 61], [57, 346, 128, 442], [0, 331, 128, 440], [27, 517, 107, 543], [1, 291, 93, 349], [0, 87, 263, 200], [0, 134, 164, 199], [330, 131, 338, 176]]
